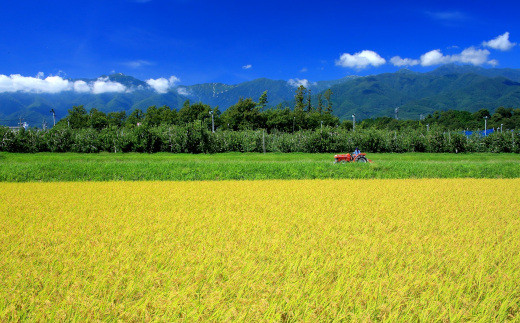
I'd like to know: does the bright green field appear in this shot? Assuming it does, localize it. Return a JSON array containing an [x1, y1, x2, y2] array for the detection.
[[1, 152, 519, 181]]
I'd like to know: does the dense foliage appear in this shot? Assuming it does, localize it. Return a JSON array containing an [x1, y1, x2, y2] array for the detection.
[[48, 93, 340, 132], [360, 107, 520, 131], [1, 125, 519, 154], [3, 89, 520, 154], [34, 89, 520, 133]]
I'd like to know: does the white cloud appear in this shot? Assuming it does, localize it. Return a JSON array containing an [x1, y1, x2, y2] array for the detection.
[[420, 47, 492, 66], [300, 67, 308, 72], [145, 75, 180, 93], [335, 50, 386, 69], [73, 80, 91, 93], [391, 47, 494, 67], [390, 56, 420, 67], [483, 32, 516, 51], [419, 49, 450, 66], [426, 11, 470, 22], [177, 87, 190, 96], [287, 78, 316, 88], [242, 64, 252, 69], [123, 60, 154, 68], [454, 47, 491, 65], [0, 74, 73, 93], [0, 74, 129, 94], [92, 77, 127, 94]]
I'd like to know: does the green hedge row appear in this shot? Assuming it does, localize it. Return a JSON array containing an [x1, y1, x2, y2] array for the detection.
[[1, 125, 519, 153]]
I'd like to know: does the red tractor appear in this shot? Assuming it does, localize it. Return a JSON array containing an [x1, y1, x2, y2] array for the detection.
[[334, 153, 371, 163]]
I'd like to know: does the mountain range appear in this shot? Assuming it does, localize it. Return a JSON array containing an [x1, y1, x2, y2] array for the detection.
[[1, 64, 520, 127]]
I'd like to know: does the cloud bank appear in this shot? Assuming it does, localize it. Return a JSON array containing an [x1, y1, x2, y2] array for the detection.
[[0, 73, 184, 94], [242, 64, 252, 69], [0, 74, 129, 94], [391, 47, 493, 67], [0, 74, 72, 93], [338, 32, 514, 70]]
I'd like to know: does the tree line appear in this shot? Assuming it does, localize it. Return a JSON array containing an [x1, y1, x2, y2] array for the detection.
[[359, 108, 520, 131], [1, 125, 519, 154], [55, 88, 340, 133], [51, 86, 519, 133], [2, 85, 520, 154]]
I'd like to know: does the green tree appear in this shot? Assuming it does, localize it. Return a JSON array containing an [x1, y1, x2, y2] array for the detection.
[[144, 106, 161, 127], [258, 91, 268, 110], [294, 85, 306, 113], [67, 105, 89, 129], [88, 108, 108, 130], [323, 89, 333, 114], [179, 101, 212, 124], [306, 89, 312, 113], [317, 93, 323, 114], [107, 111, 126, 128], [264, 107, 293, 132], [126, 109, 144, 127], [221, 98, 262, 130], [159, 105, 178, 125], [473, 108, 491, 120]]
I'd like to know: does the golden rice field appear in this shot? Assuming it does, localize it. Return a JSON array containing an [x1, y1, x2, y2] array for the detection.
[[1, 179, 520, 321]]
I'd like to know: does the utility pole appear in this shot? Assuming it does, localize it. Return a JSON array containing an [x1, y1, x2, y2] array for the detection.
[[262, 130, 266, 154], [501, 124, 503, 133], [50, 109, 56, 127], [209, 110, 214, 133], [394, 107, 399, 120], [484, 116, 488, 136], [321, 121, 323, 130], [352, 114, 356, 131], [18, 115, 23, 128], [427, 124, 429, 132]]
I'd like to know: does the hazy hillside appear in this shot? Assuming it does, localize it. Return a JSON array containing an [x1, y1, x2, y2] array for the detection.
[[329, 67, 520, 120], [1, 65, 520, 126]]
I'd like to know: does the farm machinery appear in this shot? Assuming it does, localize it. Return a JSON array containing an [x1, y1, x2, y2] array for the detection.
[[334, 153, 371, 163]]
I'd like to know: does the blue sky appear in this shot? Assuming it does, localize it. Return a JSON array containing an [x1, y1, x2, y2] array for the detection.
[[0, 0, 519, 87]]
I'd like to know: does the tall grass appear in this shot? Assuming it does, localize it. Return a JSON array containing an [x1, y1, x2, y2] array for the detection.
[[2, 179, 520, 320]]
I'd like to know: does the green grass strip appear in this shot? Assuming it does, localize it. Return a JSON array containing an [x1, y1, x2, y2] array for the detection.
[[1, 152, 519, 182]]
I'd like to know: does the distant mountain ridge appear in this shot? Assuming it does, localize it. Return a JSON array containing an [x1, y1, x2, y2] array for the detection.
[[1, 65, 520, 126], [328, 65, 520, 120]]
